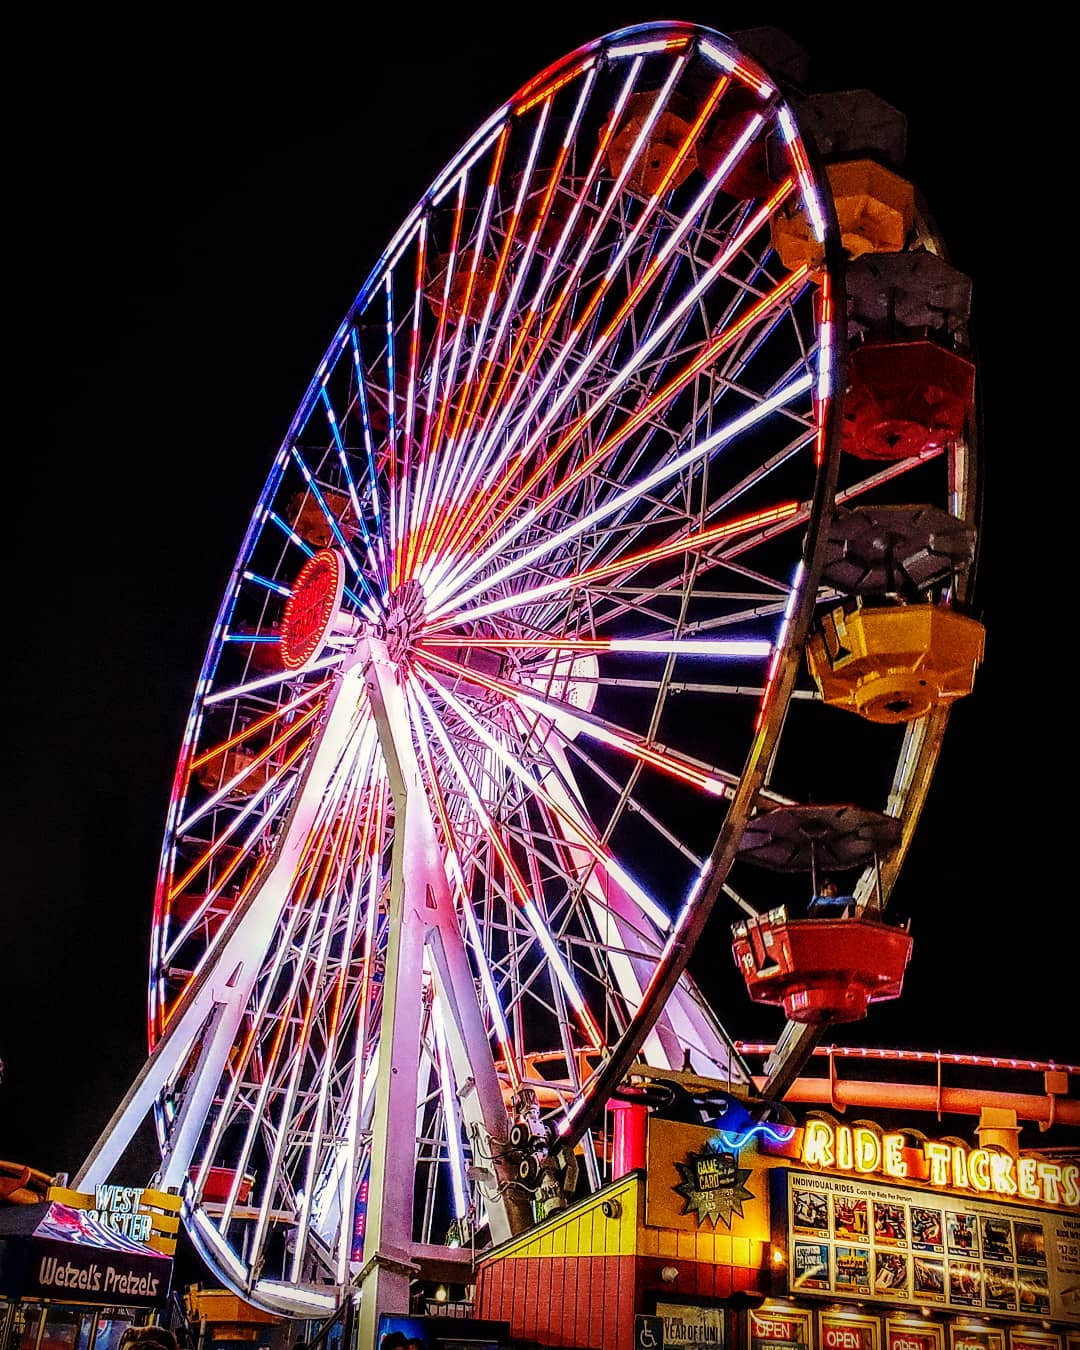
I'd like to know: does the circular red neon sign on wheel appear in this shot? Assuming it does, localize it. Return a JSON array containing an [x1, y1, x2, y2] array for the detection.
[[280, 548, 346, 669]]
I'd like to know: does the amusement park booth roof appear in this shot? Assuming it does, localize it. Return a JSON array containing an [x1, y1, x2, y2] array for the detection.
[[0, 1201, 173, 1308]]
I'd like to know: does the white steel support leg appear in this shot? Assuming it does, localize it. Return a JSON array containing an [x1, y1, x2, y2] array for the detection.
[[356, 639, 528, 1347], [76, 664, 369, 1191]]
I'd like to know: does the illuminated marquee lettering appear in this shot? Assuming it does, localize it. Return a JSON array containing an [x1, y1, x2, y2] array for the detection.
[[883, 1134, 907, 1178], [798, 1120, 1079, 1210], [86, 1184, 152, 1243], [854, 1127, 880, 1173], [925, 1141, 950, 1187], [803, 1120, 834, 1167], [1037, 1161, 1062, 1205], [989, 1152, 1017, 1196], [969, 1149, 991, 1192]]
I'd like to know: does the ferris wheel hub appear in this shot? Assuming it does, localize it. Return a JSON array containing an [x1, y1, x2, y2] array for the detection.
[[381, 578, 427, 663]]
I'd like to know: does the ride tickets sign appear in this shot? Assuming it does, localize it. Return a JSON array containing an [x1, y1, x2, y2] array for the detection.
[[800, 1120, 1077, 1212]]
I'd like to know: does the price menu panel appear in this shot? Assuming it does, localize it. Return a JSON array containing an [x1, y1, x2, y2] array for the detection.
[[774, 1171, 1079, 1324]]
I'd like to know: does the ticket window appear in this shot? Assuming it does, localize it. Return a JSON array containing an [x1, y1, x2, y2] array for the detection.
[[748, 1302, 813, 1350], [0, 1307, 136, 1350], [6, 1302, 45, 1350], [38, 1307, 93, 1350], [89, 1317, 135, 1350]]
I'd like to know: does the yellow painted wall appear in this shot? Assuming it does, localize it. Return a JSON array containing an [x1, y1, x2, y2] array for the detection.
[[489, 1173, 641, 1259]]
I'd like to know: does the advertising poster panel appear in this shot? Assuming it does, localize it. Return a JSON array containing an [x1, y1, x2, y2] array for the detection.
[[774, 1171, 1079, 1323], [1009, 1331, 1062, 1350], [654, 1301, 726, 1348]]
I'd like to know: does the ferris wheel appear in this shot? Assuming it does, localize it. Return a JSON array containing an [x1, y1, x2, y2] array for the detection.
[[75, 20, 982, 1330]]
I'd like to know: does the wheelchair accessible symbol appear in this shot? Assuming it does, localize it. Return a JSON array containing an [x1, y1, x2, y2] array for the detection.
[[635, 1315, 665, 1348]]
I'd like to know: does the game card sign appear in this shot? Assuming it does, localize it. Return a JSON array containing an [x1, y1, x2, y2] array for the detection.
[[673, 1140, 754, 1228]]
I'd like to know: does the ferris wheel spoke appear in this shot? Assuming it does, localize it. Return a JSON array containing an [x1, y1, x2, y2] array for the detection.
[[413, 103, 602, 576], [408, 677, 603, 1046], [318, 384, 381, 579], [168, 700, 376, 1029], [242, 819, 359, 1279], [286, 445, 378, 614], [407, 681, 536, 1074], [412, 105, 559, 568], [289, 780, 378, 1280], [396, 188, 466, 581], [167, 748, 308, 901], [379, 271, 405, 578], [459, 162, 795, 553], [427, 369, 812, 624], [179, 697, 326, 836], [327, 778, 390, 1278], [414, 661, 670, 932], [429, 184, 804, 604], [455, 239, 806, 587], [392, 218, 431, 589], [451, 67, 716, 534], [420, 56, 657, 568], [509, 797, 627, 1066], [346, 326, 387, 575], [425, 125, 512, 462], [540, 418, 815, 636], [426, 500, 799, 634], [428, 987, 469, 1222], [416, 646, 737, 798]]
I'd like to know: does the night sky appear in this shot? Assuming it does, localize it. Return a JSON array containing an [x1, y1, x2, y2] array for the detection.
[[4, 8, 1073, 1184]]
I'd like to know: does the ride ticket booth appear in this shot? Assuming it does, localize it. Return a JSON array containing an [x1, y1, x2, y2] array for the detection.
[[0, 1197, 177, 1350], [473, 1088, 1080, 1350]]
